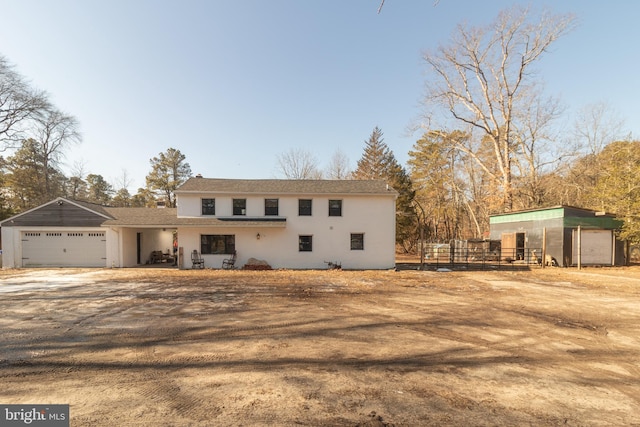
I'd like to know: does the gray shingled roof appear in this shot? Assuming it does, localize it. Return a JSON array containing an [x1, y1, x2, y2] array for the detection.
[[176, 177, 398, 195], [101, 207, 177, 225], [71, 199, 114, 217], [5, 179, 395, 228]]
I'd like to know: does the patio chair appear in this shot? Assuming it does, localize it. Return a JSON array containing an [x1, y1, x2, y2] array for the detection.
[[149, 250, 163, 264], [191, 250, 205, 269], [222, 251, 237, 270]]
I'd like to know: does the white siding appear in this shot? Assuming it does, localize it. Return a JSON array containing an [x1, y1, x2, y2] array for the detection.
[[1, 227, 17, 268], [177, 193, 396, 269]]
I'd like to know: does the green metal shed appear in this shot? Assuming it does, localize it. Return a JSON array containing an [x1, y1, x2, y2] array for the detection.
[[489, 206, 625, 267]]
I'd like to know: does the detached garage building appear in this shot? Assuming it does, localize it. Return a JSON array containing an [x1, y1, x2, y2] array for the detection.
[[489, 206, 625, 267]]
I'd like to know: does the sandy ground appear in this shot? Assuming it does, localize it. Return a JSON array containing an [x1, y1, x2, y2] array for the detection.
[[1, 265, 639, 426]]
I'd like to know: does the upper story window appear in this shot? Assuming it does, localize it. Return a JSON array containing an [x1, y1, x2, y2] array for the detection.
[[329, 199, 342, 216], [265, 198, 279, 216], [233, 199, 246, 216], [299, 199, 312, 216], [201, 198, 215, 215]]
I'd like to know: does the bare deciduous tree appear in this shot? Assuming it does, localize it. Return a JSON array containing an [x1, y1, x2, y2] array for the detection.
[[275, 148, 323, 179], [560, 102, 628, 208], [31, 108, 81, 196], [511, 86, 569, 208], [573, 101, 625, 155], [325, 149, 352, 180], [0, 55, 50, 151], [422, 6, 575, 212], [114, 169, 133, 192], [111, 169, 133, 207], [66, 160, 88, 200]]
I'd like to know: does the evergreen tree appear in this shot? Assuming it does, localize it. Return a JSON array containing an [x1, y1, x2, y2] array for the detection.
[[0, 156, 16, 220], [354, 127, 415, 248], [112, 188, 132, 207], [131, 188, 157, 208], [408, 130, 491, 240], [409, 131, 459, 241], [66, 175, 88, 201], [146, 148, 192, 207], [86, 174, 113, 205], [585, 140, 640, 244], [389, 160, 416, 249], [353, 127, 393, 180], [5, 138, 66, 210]]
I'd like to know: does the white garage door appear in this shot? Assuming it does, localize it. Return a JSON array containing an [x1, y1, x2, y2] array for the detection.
[[572, 229, 613, 265], [22, 231, 106, 267]]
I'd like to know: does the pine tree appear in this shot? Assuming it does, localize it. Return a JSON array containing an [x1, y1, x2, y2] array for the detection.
[[85, 174, 113, 205], [585, 140, 640, 244], [146, 148, 192, 207], [5, 138, 67, 210], [353, 127, 393, 180], [354, 127, 416, 249]]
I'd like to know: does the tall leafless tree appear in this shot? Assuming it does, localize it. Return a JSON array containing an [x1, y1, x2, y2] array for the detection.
[[325, 149, 352, 179], [510, 85, 569, 208], [573, 101, 625, 156], [422, 6, 575, 212], [275, 148, 323, 179], [0, 55, 50, 151], [31, 108, 81, 196], [559, 102, 628, 207]]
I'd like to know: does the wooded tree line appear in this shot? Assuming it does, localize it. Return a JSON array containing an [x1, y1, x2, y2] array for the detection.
[[1, 6, 638, 249]]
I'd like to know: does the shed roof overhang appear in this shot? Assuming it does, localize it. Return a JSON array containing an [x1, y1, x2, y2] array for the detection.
[[101, 217, 287, 228]]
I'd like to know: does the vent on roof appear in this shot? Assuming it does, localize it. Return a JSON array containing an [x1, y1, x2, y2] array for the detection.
[[196, 173, 203, 178], [157, 201, 166, 208]]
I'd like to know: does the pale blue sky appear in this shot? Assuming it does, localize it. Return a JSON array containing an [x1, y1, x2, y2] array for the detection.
[[0, 0, 637, 191]]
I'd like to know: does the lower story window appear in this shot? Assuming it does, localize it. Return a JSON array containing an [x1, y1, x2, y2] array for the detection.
[[351, 233, 364, 250], [201, 234, 235, 255], [299, 235, 313, 252]]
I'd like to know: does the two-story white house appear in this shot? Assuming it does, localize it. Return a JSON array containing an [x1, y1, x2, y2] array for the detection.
[[173, 177, 397, 269], [1, 177, 398, 270]]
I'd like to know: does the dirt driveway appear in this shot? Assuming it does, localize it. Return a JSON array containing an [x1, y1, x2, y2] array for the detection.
[[1, 266, 639, 426]]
